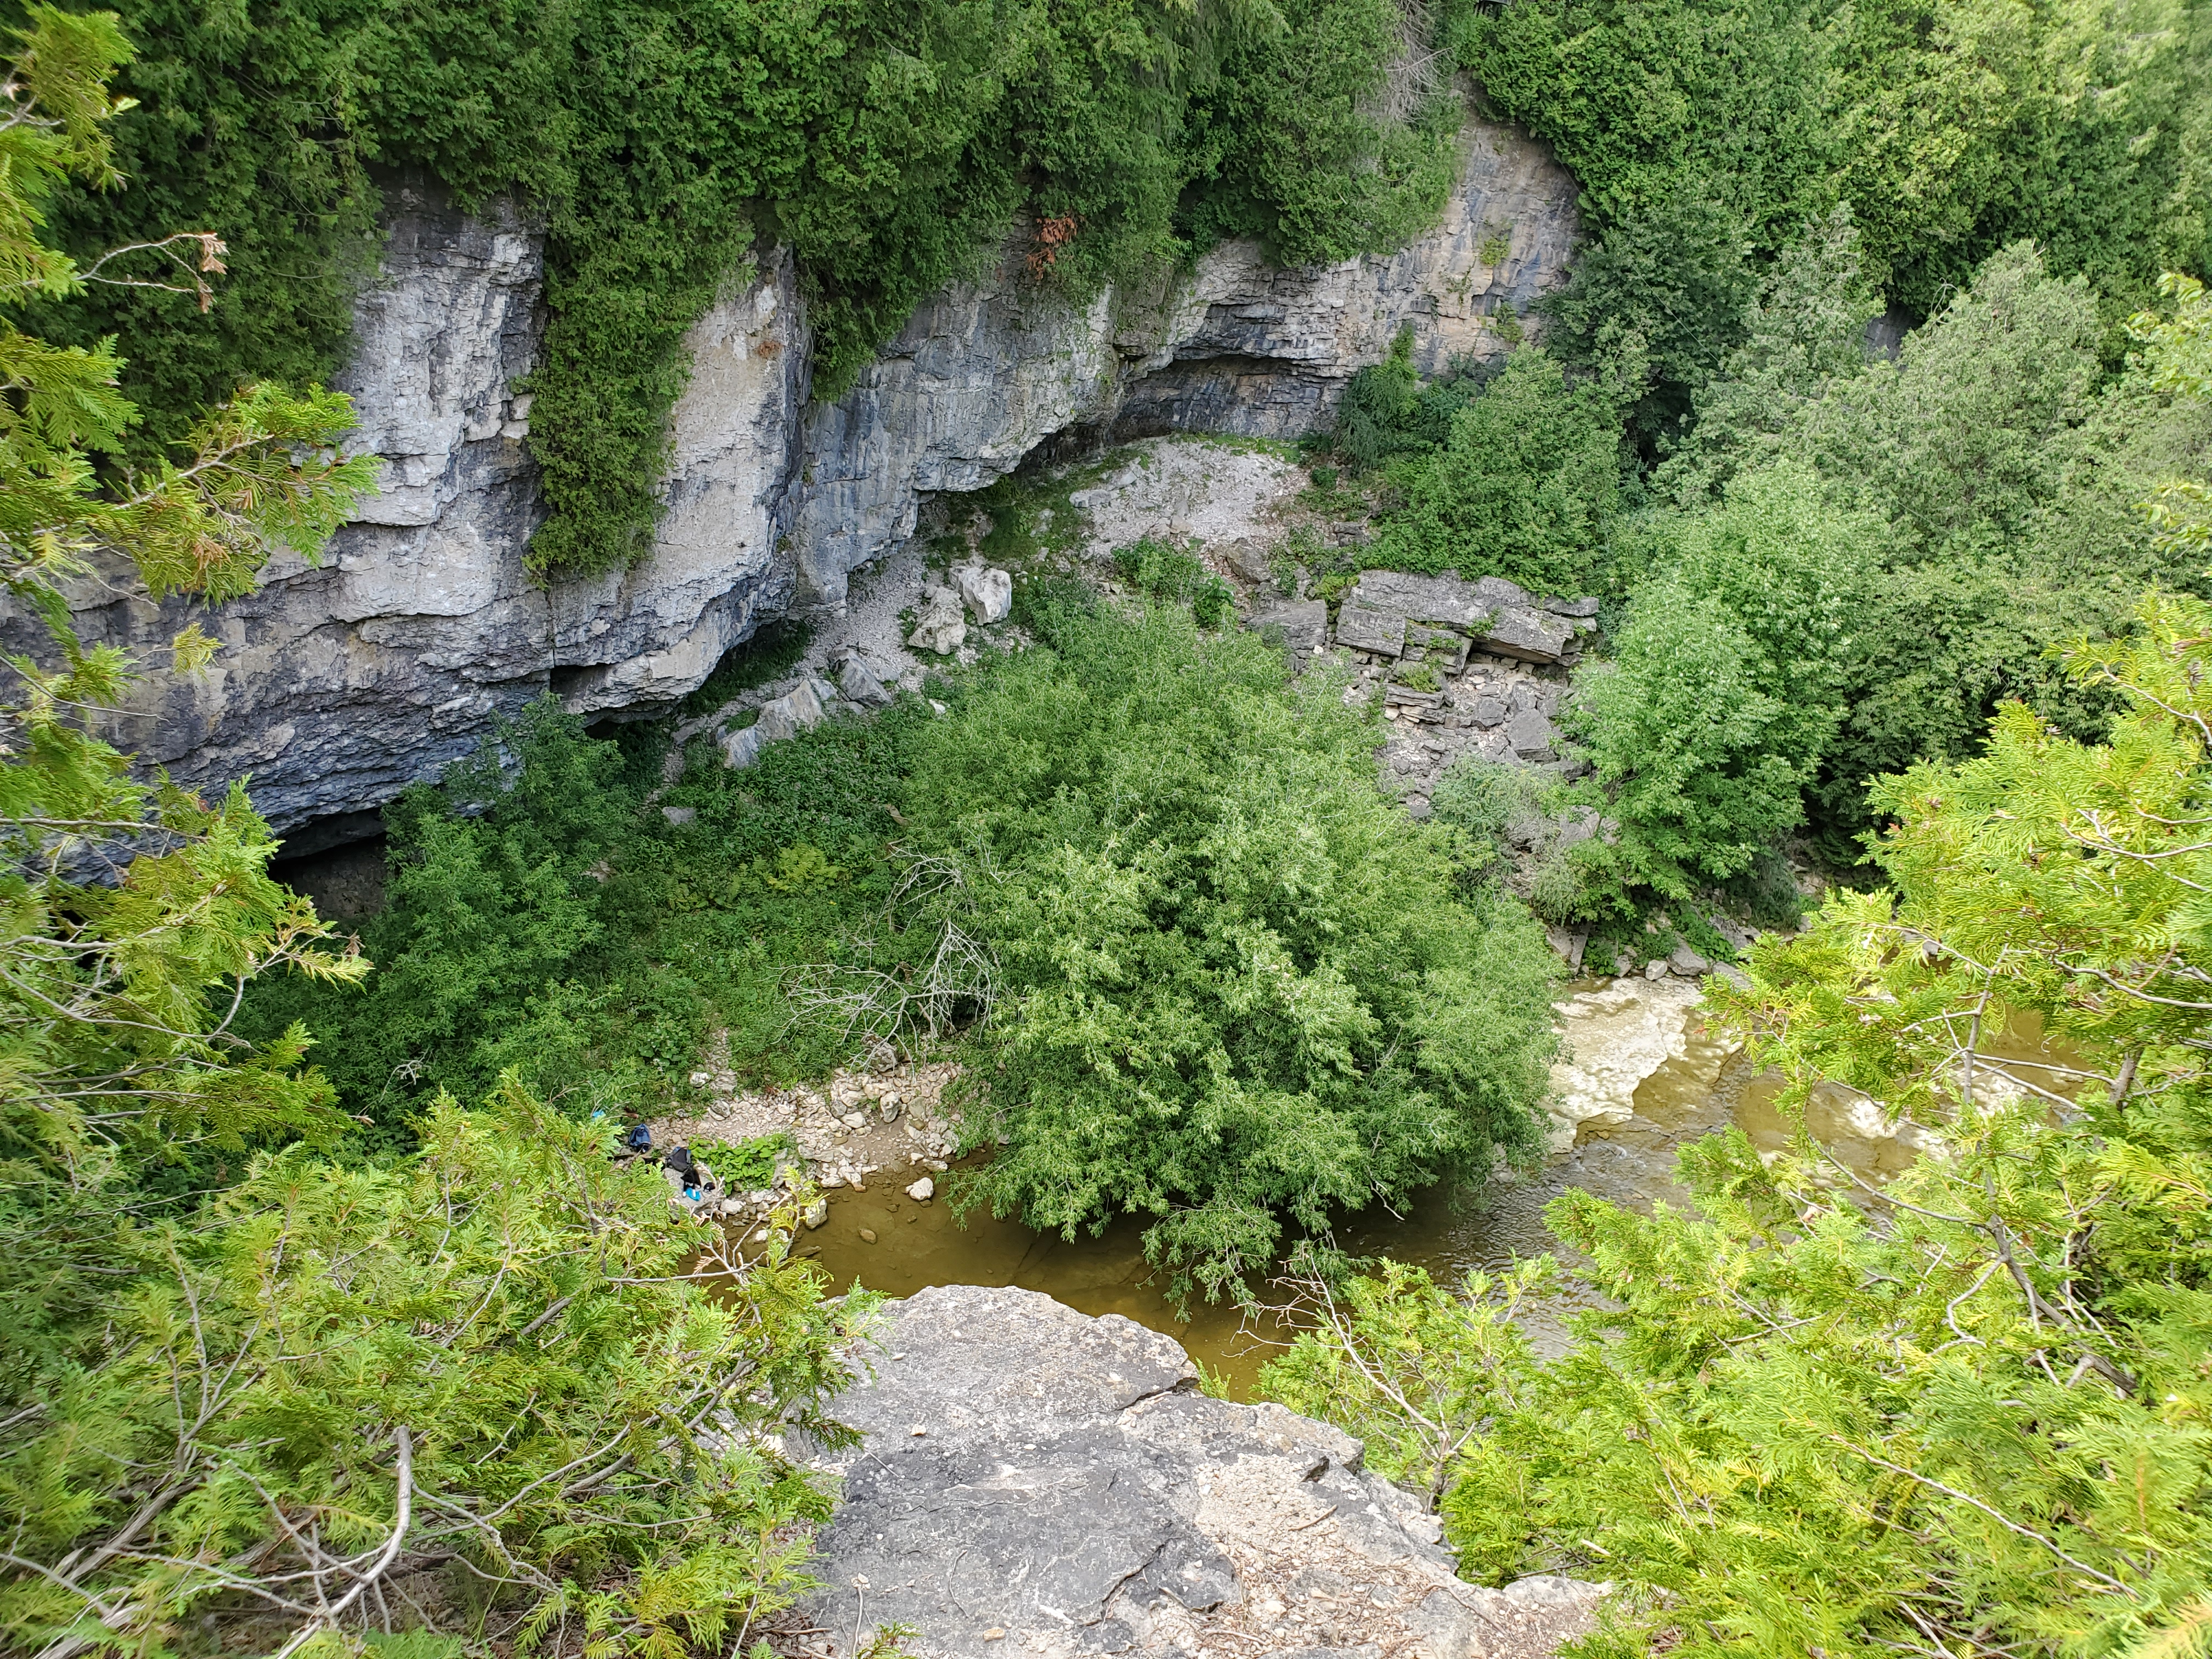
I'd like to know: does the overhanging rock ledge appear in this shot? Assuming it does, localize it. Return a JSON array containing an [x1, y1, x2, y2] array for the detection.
[[16, 126, 1577, 834]]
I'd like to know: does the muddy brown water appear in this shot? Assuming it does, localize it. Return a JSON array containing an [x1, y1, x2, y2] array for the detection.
[[797, 1014, 1768, 1398], [790, 1006, 2080, 1398]]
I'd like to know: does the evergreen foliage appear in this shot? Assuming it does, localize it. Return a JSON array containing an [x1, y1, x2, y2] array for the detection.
[[5, 1085, 870, 1659], [893, 608, 1562, 1305], [1452, 0, 2212, 320], [1330, 327, 1483, 475], [25, 0, 1467, 577], [1563, 573, 1815, 904], [0, 36, 870, 1655], [1347, 225, 2212, 900], [1263, 592, 2212, 1654], [1370, 347, 1626, 595], [240, 694, 933, 1138]]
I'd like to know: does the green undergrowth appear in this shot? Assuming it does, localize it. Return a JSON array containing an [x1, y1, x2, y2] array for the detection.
[[679, 620, 813, 719], [248, 601, 1562, 1300], [31, 0, 1473, 580], [1111, 535, 1235, 625], [686, 1131, 798, 1190], [939, 462, 1107, 574], [240, 696, 930, 1150]]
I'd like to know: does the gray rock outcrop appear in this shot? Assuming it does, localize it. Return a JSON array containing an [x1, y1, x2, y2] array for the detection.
[[800, 1285, 1603, 1659], [5, 128, 1578, 838]]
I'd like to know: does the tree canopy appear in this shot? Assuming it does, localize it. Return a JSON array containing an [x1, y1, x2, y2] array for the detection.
[[1267, 590, 2212, 1657]]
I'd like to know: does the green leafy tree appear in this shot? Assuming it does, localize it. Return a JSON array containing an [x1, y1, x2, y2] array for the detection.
[[4, 1083, 867, 1659], [1537, 188, 1760, 453], [1271, 588, 2212, 1658], [1, 26, 873, 1659], [1373, 347, 1627, 593], [887, 608, 1561, 1306], [1655, 204, 1883, 503], [1563, 574, 1817, 904], [1804, 244, 2212, 842]]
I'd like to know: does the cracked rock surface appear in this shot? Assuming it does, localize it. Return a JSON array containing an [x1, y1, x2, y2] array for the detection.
[[799, 1285, 1603, 1659]]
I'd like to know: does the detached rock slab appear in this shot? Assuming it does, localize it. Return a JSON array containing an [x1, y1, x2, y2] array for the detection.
[[1340, 571, 1581, 666], [803, 1285, 1604, 1659]]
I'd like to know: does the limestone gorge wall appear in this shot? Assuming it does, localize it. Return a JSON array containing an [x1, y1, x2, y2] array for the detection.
[[74, 126, 1577, 839]]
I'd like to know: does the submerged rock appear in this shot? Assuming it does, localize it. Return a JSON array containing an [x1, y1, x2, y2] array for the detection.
[[1546, 977, 1718, 1152], [804, 1285, 1605, 1658]]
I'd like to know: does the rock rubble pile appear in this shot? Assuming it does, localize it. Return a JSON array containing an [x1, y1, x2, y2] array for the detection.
[[1246, 567, 1597, 819], [644, 1054, 964, 1227]]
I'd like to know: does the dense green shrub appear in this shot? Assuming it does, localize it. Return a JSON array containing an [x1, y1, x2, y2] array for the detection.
[[1330, 327, 1483, 473], [895, 609, 1561, 1305], [1564, 575, 1819, 905], [32, 0, 1468, 578], [5, 1084, 869, 1658], [242, 693, 931, 1136], [1111, 534, 1235, 624], [1372, 347, 1627, 592], [1537, 188, 1762, 452]]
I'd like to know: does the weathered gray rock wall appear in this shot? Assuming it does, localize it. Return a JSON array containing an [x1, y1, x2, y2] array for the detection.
[[20, 126, 1577, 837]]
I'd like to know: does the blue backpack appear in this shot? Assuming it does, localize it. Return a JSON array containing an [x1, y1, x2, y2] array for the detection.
[[624, 1122, 652, 1153]]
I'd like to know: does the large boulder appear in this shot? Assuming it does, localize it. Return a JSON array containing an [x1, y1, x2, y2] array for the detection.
[[1338, 571, 1580, 667], [802, 1285, 1605, 1659], [956, 564, 1014, 624], [907, 585, 969, 656], [1246, 599, 1331, 672]]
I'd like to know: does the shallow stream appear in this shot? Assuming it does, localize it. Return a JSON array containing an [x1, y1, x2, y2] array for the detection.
[[798, 999, 1787, 1397], [785, 977, 2068, 1397]]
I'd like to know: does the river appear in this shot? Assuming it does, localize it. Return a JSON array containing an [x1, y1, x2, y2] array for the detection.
[[795, 986, 1781, 1396]]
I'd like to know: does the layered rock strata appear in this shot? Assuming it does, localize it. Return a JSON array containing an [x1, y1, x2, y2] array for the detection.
[[9, 131, 1577, 836], [798, 1284, 1605, 1659]]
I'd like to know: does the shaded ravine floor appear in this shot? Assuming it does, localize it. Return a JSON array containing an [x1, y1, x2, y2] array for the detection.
[[796, 1008, 1784, 1397]]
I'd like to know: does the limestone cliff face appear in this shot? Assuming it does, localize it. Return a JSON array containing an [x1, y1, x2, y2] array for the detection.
[[33, 126, 1577, 837]]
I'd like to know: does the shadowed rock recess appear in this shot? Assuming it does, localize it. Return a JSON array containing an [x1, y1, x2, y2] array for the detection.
[[799, 1285, 1602, 1659], [21, 129, 1576, 839]]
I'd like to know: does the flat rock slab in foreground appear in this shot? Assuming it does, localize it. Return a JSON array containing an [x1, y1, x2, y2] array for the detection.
[[802, 1284, 1602, 1659]]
